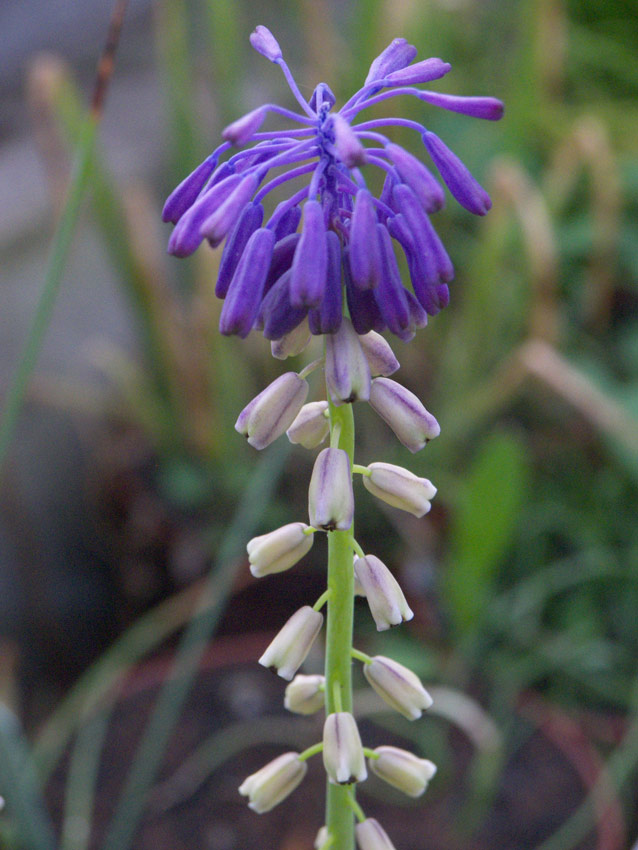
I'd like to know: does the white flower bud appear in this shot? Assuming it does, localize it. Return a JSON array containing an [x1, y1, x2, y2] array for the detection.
[[362, 462, 437, 517], [363, 655, 433, 720], [259, 606, 323, 681], [370, 378, 440, 453], [309, 448, 354, 531], [284, 674, 325, 715], [355, 818, 397, 850], [239, 751, 307, 813], [235, 372, 309, 450], [323, 712, 367, 785], [314, 826, 329, 850], [359, 331, 400, 377], [287, 401, 330, 449], [369, 746, 436, 798], [271, 319, 312, 359], [247, 522, 314, 578], [354, 555, 414, 631], [325, 317, 371, 404]]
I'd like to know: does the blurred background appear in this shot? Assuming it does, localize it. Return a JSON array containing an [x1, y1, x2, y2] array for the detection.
[[1, 0, 638, 848]]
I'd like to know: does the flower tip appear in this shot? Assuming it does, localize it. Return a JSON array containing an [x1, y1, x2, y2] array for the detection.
[[222, 107, 267, 146], [250, 25, 283, 62]]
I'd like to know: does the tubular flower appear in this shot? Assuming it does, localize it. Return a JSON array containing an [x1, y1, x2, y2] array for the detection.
[[164, 27, 503, 341]]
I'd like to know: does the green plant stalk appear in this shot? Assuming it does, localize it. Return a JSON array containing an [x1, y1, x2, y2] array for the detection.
[[324, 397, 356, 850], [0, 116, 96, 475]]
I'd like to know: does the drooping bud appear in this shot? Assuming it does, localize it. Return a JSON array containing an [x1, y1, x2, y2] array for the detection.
[[235, 372, 309, 450], [284, 674, 325, 715], [308, 448, 354, 531], [385, 58, 451, 87], [216, 202, 264, 298], [418, 91, 504, 121], [369, 746, 437, 798], [286, 401, 330, 449], [271, 318, 311, 359], [290, 200, 328, 308], [374, 224, 410, 337], [354, 555, 414, 631], [222, 106, 268, 145], [359, 331, 400, 376], [365, 38, 418, 86], [356, 819, 397, 850], [239, 752, 307, 813], [162, 155, 217, 224], [259, 606, 324, 680], [363, 655, 433, 720], [385, 143, 445, 213], [362, 462, 437, 517], [325, 317, 372, 404], [200, 173, 260, 247], [219, 227, 275, 337], [369, 377, 440, 452], [249, 25, 283, 62], [323, 712, 367, 785], [314, 826, 330, 850], [167, 173, 243, 257], [331, 114, 366, 168], [247, 522, 314, 578], [308, 230, 343, 334], [422, 131, 492, 215], [349, 190, 381, 290]]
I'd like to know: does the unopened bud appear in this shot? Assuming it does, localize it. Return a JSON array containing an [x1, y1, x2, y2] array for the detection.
[[235, 372, 309, 450], [284, 674, 325, 714], [287, 401, 330, 449], [369, 746, 436, 797], [354, 555, 413, 631], [247, 523, 314, 578], [362, 462, 436, 517], [239, 752, 306, 812], [325, 317, 371, 404], [370, 378, 440, 452], [323, 712, 367, 785], [259, 606, 323, 680], [359, 331, 400, 376], [363, 656, 432, 720], [309, 448, 354, 531], [356, 818, 397, 850], [249, 26, 283, 62], [271, 319, 312, 359]]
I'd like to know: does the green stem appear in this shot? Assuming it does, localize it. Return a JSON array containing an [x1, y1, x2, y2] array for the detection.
[[324, 397, 356, 850], [0, 117, 97, 475]]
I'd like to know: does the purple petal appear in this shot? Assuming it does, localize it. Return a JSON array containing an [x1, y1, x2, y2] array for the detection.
[[310, 82, 336, 112], [364, 38, 417, 86], [200, 174, 261, 247], [249, 25, 282, 62], [374, 224, 410, 336], [219, 228, 275, 337], [385, 143, 445, 213], [264, 233, 301, 295], [418, 91, 504, 120], [290, 200, 328, 308], [270, 204, 302, 241], [216, 203, 264, 298], [222, 106, 267, 145], [167, 173, 243, 257], [385, 58, 451, 86], [308, 231, 343, 334], [258, 270, 309, 339], [162, 156, 217, 224], [344, 250, 386, 335], [349, 189, 380, 290], [423, 131, 492, 215]]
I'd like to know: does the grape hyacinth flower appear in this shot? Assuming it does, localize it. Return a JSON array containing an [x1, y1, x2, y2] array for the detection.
[[164, 27, 503, 342], [164, 25, 502, 850]]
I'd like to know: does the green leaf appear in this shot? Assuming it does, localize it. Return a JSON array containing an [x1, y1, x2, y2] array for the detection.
[[445, 431, 530, 639]]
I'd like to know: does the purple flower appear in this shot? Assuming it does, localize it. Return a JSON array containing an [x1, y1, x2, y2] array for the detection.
[[164, 26, 503, 340]]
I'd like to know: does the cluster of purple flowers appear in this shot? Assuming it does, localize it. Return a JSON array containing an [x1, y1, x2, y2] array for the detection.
[[163, 26, 503, 342]]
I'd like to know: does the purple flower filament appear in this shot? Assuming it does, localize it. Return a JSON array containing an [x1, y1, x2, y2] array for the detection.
[[164, 28, 504, 340]]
